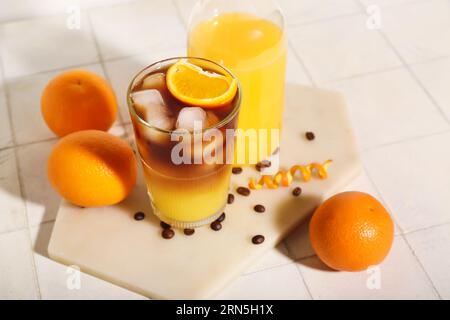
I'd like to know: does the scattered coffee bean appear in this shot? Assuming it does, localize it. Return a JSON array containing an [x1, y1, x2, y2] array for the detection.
[[255, 160, 271, 172], [162, 228, 175, 239], [216, 212, 226, 223], [305, 131, 315, 141], [210, 221, 222, 231], [237, 187, 251, 196], [160, 221, 171, 229], [252, 235, 265, 244], [261, 160, 271, 167], [232, 167, 243, 174], [184, 228, 195, 236], [227, 193, 235, 204], [133, 211, 145, 221], [292, 187, 302, 197], [253, 204, 265, 213]]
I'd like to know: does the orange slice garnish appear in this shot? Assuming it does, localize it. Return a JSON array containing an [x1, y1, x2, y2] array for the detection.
[[166, 59, 237, 108]]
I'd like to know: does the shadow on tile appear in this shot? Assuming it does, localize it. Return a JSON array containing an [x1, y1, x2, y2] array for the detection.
[[274, 194, 337, 273], [296, 255, 337, 273], [33, 221, 54, 257], [274, 193, 331, 271]]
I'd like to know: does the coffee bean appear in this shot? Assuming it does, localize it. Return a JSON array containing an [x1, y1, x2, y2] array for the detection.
[[292, 187, 302, 197], [227, 193, 235, 204], [184, 228, 195, 236], [237, 187, 250, 196], [261, 160, 271, 167], [232, 167, 243, 174], [160, 221, 171, 229], [162, 228, 175, 239], [254, 204, 265, 213], [252, 235, 265, 244], [256, 160, 272, 171], [134, 211, 145, 221], [210, 221, 222, 231], [216, 212, 226, 223], [305, 131, 315, 141]]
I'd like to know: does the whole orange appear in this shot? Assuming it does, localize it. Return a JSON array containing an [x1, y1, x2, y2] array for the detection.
[[48, 130, 137, 207], [41, 70, 117, 137], [309, 191, 394, 272]]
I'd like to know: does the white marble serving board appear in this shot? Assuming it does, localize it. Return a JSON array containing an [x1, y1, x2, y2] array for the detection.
[[48, 84, 362, 299]]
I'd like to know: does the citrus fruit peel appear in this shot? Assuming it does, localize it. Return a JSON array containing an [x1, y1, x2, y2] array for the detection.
[[166, 59, 237, 108]]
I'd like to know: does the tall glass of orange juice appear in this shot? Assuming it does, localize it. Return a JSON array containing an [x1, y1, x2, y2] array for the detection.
[[188, 0, 286, 164]]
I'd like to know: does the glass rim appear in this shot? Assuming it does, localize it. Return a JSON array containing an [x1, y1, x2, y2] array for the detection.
[[127, 56, 242, 134]]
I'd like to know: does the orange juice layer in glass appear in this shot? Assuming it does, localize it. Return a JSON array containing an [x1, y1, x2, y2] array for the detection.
[[188, 12, 287, 164]]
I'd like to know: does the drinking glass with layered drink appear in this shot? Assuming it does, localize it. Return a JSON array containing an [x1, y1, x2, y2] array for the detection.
[[127, 58, 241, 228]]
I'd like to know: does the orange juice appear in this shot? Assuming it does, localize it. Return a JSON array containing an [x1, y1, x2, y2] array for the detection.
[[188, 12, 287, 163]]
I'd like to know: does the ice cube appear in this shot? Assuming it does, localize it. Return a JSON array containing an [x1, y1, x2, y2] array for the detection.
[[176, 107, 207, 132], [131, 89, 165, 109], [141, 72, 166, 91], [131, 89, 175, 144]]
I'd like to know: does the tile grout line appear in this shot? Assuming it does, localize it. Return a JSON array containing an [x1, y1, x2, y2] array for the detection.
[[402, 221, 450, 237], [288, 41, 317, 87], [0, 55, 42, 300], [360, 149, 442, 299], [286, 11, 362, 29], [85, 10, 127, 128], [0, 136, 58, 153], [293, 261, 314, 300], [0, 0, 143, 27], [283, 0, 428, 30], [172, 0, 189, 30], [321, 65, 405, 84], [280, 237, 314, 299], [361, 129, 450, 154], [400, 233, 443, 299], [355, 0, 450, 126], [359, 165, 405, 235]]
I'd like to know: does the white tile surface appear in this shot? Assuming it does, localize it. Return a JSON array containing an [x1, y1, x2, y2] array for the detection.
[[382, 0, 450, 64], [173, 0, 197, 26], [406, 224, 450, 299], [359, 0, 419, 8], [29, 222, 147, 299], [216, 263, 311, 300], [244, 242, 293, 275], [0, 89, 13, 148], [0, 0, 137, 23], [0, 229, 39, 299], [89, 0, 185, 60], [16, 140, 59, 226], [325, 68, 449, 149], [7, 64, 104, 145], [298, 236, 438, 299], [364, 132, 450, 233], [103, 46, 185, 122], [411, 57, 450, 122], [0, 13, 99, 79], [278, 0, 361, 25], [286, 47, 312, 85], [0, 149, 27, 234], [290, 14, 402, 83]]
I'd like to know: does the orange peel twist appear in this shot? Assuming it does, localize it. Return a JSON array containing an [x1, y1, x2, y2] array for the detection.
[[248, 160, 333, 190]]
